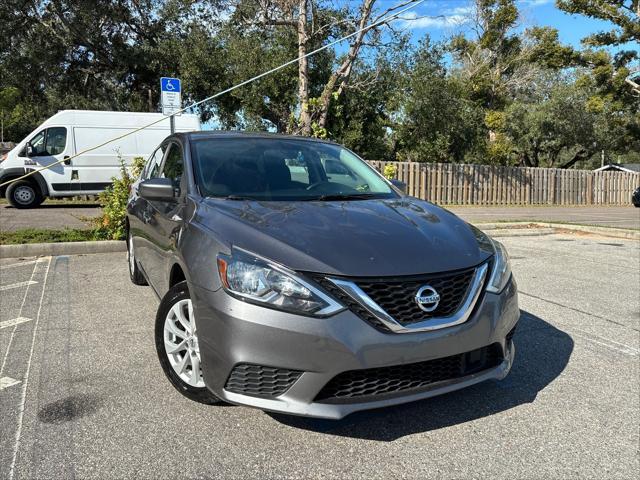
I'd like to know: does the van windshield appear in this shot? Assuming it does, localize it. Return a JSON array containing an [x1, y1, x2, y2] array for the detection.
[[190, 137, 397, 201]]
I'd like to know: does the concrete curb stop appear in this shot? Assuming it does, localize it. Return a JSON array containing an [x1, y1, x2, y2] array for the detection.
[[0, 240, 126, 259]]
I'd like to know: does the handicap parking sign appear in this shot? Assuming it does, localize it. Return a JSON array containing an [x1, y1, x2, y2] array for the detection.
[[160, 77, 181, 115], [161, 77, 181, 93]]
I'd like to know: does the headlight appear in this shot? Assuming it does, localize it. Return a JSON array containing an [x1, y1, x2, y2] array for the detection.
[[486, 239, 512, 293], [217, 248, 344, 316]]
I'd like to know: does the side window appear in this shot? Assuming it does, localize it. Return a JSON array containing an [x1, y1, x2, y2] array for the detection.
[[143, 146, 166, 179], [161, 143, 184, 185], [28, 131, 46, 156], [45, 127, 67, 155], [29, 128, 67, 156]]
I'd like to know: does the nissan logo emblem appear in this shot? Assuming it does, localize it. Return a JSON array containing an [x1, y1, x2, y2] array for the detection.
[[415, 285, 440, 312]]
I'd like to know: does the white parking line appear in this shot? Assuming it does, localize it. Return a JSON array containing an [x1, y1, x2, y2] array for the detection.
[[0, 376, 21, 390], [8, 255, 52, 480], [0, 318, 33, 330], [573, 330, 639, 356], [0, 260, 41, 377], [0, 281, 38, 292], [0, 258, 48, 270]]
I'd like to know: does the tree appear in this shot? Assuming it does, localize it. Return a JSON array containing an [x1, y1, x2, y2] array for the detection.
[[0, 0, 229, 139], [394, 40, 486, 163], [501, 71, 640, 168], [556, 1, 639, 48], [235, 0, 414, 136]]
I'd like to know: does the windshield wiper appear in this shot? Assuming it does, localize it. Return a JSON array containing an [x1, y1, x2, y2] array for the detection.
[[306, 193, 379, 201], [223, 195, 257, 201]]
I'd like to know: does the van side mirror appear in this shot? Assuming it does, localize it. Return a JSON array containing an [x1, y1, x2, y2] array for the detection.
[[139, 178, 178, 201], [390, 179, 407, 193], [25, 144, 34, 157]]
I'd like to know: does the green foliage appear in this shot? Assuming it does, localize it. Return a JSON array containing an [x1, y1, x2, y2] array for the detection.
[[383, 164, 397, 180], [94, 157, 146, 241], [557, 0, 639, 47]]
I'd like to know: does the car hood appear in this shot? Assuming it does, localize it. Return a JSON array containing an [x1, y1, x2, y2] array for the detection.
[[197, 197, 492, 277]]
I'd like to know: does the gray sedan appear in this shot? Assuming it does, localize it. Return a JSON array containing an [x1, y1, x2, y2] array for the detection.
[[126, 132, 519, 419]]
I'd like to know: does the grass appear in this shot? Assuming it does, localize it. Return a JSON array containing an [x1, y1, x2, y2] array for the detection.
[[0, 228, 98, 245]]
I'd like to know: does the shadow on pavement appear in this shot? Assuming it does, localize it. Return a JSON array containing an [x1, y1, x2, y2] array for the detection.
[[270, 310, 573, 441]]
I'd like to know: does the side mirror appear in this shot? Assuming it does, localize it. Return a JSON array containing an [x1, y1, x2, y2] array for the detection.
[[390, 178, 407, 193], [25, 144, 34, 157], [139, 178, 178, 201]]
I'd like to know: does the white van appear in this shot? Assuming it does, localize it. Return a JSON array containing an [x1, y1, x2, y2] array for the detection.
[[0, 110, 200, 208]]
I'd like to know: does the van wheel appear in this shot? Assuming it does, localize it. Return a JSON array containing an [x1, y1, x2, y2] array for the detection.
[[127, 232, 147, 286], [6, 180, 43, 209], [155, 281, 223, 405]]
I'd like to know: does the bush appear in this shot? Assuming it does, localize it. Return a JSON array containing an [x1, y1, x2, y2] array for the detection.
[[94, 156, 145, 240], [383, 163, 397, 180]]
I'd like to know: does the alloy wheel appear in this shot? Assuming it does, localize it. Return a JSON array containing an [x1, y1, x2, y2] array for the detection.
[[163, 299, 204, 387]]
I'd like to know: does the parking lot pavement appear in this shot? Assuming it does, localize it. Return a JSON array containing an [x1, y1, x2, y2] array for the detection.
[[449, 205, 640, 230], [0, 203, 100, 232], [0, 234, 638, 479]]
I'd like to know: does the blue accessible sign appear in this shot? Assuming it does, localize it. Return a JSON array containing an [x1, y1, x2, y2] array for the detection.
[[160, 77, 182, 115]]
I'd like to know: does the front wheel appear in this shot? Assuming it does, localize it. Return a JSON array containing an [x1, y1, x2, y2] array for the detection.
[[155, 281, 222, 404], [6, 180, 44, 209]]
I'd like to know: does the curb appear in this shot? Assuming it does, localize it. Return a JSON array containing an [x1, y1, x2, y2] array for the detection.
[[0, 240, 126, 259], [477, 222, 640, 240]]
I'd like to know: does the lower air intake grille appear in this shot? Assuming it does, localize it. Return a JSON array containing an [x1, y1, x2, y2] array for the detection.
[[225, 364, 303, 398], [315, 344, 503, 403]]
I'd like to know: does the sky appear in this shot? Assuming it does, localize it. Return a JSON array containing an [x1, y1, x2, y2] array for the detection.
[[377, 0, 630, 49]]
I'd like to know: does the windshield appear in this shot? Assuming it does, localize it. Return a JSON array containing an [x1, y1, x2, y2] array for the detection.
[[191, 137, 397, 201]]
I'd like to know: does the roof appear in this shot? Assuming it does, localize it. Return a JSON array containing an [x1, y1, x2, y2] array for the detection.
[[594, 163, 640, 173], [182, 130, 339, 146]]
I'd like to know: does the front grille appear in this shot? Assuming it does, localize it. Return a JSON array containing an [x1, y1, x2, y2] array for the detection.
[[315, 344, 503, 403], [355, 267, 477, 325], [312, 276, 392, 332], [225, 364, 302, 398]]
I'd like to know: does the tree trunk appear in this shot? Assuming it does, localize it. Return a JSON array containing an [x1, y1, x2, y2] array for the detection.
[[316, 0, 376, 130], [560, 149, 594, 169], [297, 0, 311, 135]]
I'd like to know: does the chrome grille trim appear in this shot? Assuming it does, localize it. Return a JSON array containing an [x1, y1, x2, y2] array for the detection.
[[328, 263, 489, 333]]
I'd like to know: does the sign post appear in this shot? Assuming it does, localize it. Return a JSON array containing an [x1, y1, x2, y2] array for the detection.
[[160, 77, 182, 134]]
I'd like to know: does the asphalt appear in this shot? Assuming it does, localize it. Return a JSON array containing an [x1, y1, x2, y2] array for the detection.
[[0, 202, 100, 232], [0, 233, 639, 479], [1, 203, 639, 233]]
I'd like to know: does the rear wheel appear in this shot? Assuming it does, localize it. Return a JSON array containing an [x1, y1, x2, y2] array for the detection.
[[127, 231, 147, 285], [155, 281, 222, 404], [6, 180, 43, 209]]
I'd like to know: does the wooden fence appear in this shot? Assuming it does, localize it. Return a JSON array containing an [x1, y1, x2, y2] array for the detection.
[[368, 161, 639, 206]]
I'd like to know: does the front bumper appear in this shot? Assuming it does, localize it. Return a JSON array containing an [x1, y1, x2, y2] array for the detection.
[[192, 276, 519, 419]]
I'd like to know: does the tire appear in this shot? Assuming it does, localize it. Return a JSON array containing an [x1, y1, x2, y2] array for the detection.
[[127, 232, 148, 286], [6, 180, 43, 209], [155, 281, 222, 405]]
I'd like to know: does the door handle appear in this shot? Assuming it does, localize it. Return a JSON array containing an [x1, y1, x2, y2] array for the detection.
[[64, 156, 71, 165]]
